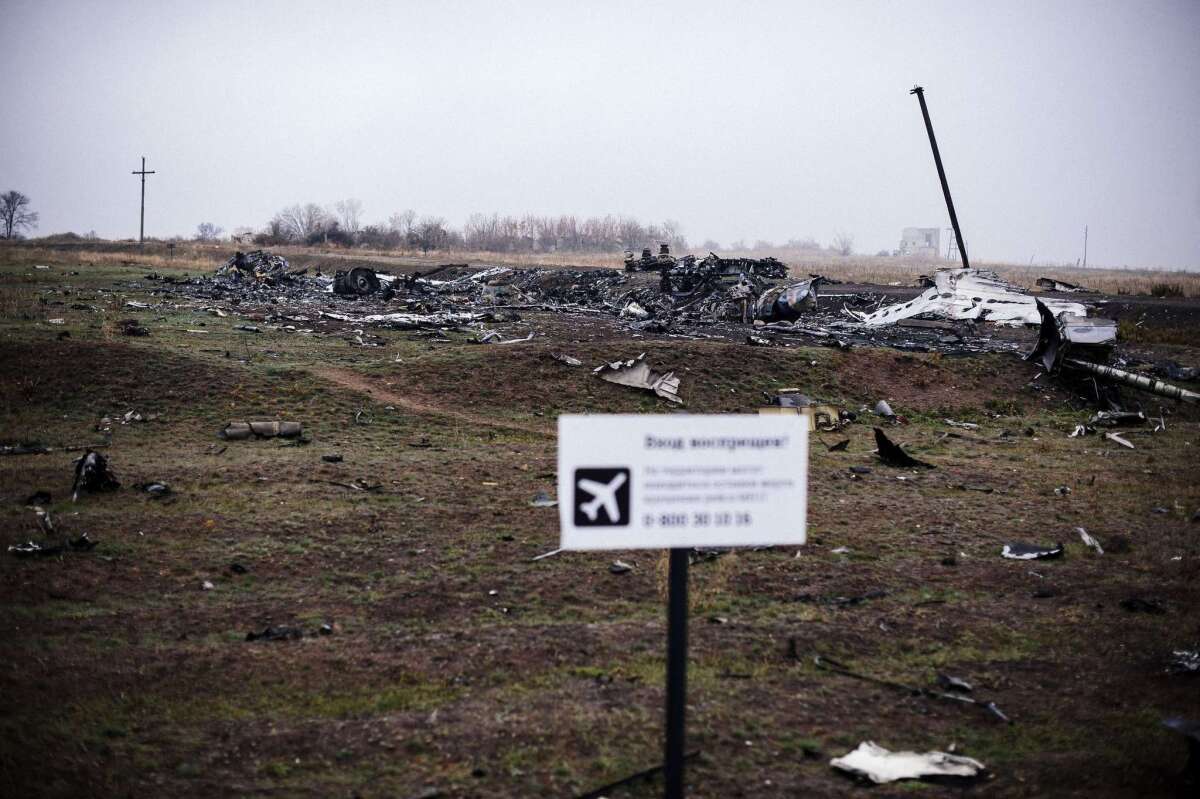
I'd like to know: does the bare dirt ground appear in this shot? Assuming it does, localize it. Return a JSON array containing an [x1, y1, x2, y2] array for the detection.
[[1, 250, 1198, 798]]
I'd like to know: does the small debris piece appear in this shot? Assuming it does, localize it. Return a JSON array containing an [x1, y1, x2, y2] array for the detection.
[[245, 626, 304, 642], [936, 674, 974, 693], [1076, 527, 1104, 554], [24, 491, 51, 506], [529, 491, 557, 508], [201, 580, 215, 591], [119, 319, 150, 336], [830, 741, 985, 784], [1001, 542, 1064, 560], [1104, 431, 1135, 449], [795, 589, 887, 607], [229, 562, 249, 575], [530, 547, 563, 562], [8, 541, 63, 557], [319, 623, 334, 636], [1168, 650, 1199, 675], [1054, 485, 1072, 496], [873, 400, 895, 418], [322, 454, 344, 463], [135, 481, 172, 499], [593, 354, 683, 405], [609, 560, 634, 574], [1120, 597, 1165, 614], [552, 353, 582, 367], [71, 449, 120, 501], [1161, 718, 1200, 781], [848, 466, 871, 475], [68, 533, 97, 551], [873, 428, 934, 469], [827, 439, 850, 452], [220, 421, 303, 440]]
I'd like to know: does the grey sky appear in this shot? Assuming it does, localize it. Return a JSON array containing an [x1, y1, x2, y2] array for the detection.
[[2, 0, 1197, 268]]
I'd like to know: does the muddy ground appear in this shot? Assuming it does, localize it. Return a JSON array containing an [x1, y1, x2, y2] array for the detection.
[[1, 253, 1198, 798]]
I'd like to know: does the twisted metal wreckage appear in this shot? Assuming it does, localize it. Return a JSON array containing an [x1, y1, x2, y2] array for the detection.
[[156, 84, 1195, 411], [145, 243, 1197, 413]]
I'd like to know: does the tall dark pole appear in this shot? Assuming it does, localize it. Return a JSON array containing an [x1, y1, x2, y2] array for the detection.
[[910, 87, 969, 271], [663, 548, 689, 799], [132, 156, 156, 246]]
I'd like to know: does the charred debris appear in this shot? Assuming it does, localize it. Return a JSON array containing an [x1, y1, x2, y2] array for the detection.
[[132, 243, 1199, 413]]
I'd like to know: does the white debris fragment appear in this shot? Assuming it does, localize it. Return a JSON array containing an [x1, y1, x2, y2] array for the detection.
[[593, 353, 682, 404], [830, 741, 985, 783], [1104, 431, 1135, 449], [1076, 527, 1104, 554], [851, 268, 1086, 327]]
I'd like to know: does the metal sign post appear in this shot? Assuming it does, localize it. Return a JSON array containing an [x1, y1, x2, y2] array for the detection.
[[558, 414, 808, 797], [664, 547, 689, 799]]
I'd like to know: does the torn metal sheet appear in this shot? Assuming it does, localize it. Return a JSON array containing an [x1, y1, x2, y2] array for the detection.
[[755, 278, 821, 322], [1001, 542, 1064, 560], [851, 268, 1086, 327], [593, 353, 683, 404], [1037, 277, 1096, 293], [72, 450, 120, 501], [1076, 527, 1104, 554], [1104, 431, 1135, 449], [1168, 651, 1200, 675], [830, 742, 985, 784], [873, 427, 934, 469]]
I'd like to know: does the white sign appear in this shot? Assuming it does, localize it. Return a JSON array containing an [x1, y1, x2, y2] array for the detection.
[[558, 414, 807, 550]]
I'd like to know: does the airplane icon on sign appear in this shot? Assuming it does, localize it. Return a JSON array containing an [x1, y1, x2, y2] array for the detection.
[[575, 469, 629, 525]]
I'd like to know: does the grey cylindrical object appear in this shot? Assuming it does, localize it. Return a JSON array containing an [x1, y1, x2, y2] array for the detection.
[[1064, 359, 1200, 403]]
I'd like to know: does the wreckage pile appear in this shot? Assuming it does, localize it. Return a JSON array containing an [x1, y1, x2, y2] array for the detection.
[[160, 249, 1198, 408]]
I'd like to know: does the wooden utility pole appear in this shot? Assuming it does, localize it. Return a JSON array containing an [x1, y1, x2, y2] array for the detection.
[[1082, 225, 1088, 269], [132, 156, 155, 246]]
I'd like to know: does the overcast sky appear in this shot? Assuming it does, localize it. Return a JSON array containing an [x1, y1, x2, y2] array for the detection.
[[2, 0, 1197, 269]]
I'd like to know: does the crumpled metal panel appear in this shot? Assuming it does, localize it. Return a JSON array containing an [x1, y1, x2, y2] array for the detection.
[[852, 268, 1087, 327]]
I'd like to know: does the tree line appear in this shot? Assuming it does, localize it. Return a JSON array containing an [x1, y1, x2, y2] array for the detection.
[[217, 199, 690, 255]]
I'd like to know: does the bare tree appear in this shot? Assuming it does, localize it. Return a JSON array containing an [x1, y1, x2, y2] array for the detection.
[[414, 216, 448, 254], [275, 203, 328, 241], [387, 209, 417, 238], [832, 232, 854, 256], [0, 190, 39, 239], [333, 198, 363, 234], [194, 222, 224, 241]]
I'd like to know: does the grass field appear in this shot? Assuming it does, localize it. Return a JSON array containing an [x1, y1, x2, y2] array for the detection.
[[1, 250, 1198, 797]]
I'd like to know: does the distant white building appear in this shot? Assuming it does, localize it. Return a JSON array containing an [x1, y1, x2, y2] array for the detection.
[[899, 227, 940, 258]]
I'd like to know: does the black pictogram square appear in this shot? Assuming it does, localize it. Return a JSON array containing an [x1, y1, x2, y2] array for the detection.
[[573, 467, 631, 526]]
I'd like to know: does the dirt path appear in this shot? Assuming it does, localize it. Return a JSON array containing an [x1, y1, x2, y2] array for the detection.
[[312, 366, 553, 437]]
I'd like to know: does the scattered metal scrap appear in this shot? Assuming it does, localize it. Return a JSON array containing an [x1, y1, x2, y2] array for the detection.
[[1029, 299, 1199, 404], [215, 250, 298, 284], [594, 354, 682, 404], [810, 653, 1010, 724]]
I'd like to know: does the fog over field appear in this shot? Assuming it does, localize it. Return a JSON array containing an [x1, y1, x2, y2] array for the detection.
[[1, 0, 1197, 269]]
